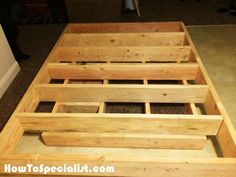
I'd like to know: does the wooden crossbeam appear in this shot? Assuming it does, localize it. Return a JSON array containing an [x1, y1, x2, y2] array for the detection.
[[47, 63, 198, 80], [68, 22, 183, 33], [17, 113, 222, 135], [60, 33, 187, 47], [34, 84, 209, 103], [52, 46, 192, 62], [42, 132, 206, 149]]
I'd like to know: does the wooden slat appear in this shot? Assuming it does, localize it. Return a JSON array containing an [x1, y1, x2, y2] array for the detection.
[[52, 46, 192, 62], [143, 79, 151, 114], [60, 33, 187, 47], [42, 132, 206, 149], [1, 154, 236, 177], [17, 113, 222, 135], [47, 63, 198, 80], [182, 79, 198, 114], [0, 117, 23, 153], [68, 22, 183, 33], [34, 84, 208, 103]]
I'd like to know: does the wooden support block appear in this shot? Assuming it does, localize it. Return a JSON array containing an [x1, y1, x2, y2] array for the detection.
[[42, 132, 207, 149], [181, 79, 198, 115], [143, 79, 151, 114], [17, 113, 223, 136], [55, 102, 100, 113], [53, 46, 192, 62], [185, 103, 199, 115], [98, 102, 106, 113], [47, 63, 198, 80], [61, 33, 187, 47]]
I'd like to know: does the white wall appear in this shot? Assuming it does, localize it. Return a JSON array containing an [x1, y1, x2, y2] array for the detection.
[[0, 25, 20, 98]]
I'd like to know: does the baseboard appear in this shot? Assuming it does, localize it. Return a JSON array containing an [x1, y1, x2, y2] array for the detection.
[[0, 61, 20, 98]]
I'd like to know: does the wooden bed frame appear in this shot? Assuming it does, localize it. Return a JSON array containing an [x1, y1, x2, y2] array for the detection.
[[0, 22, 235, 176]]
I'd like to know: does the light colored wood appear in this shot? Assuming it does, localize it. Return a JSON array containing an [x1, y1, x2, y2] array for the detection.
[[0, 117, 23, 153], [55, 102, 100, 113], [0, 154, 236, 177], [42, 132, 206, 149], [98, 102, 106, 113], [60, 33, 187, 47], [52, 79, 69, 113], [17, 113, 222, 136], [0, 22, 235, 176], [52, 46, 192, 62], [182, 79, 198, 115], [143, 79, 151, 114], [68, 22, 183, 33], [217, 121, 236, 157], [47, 63, 198, 80], [34, 84, 209, 103], [18, 89, 39, 113], [37, 70, 51, 84]]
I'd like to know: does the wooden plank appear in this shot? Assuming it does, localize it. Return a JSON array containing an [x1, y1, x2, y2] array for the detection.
[[34, 84, 209, 103], [60, 33, 187, 47], [143, 79, 151, 114], [42, 132, 206, 149], [0, 117, 23, 153], [68, 22, 183, 33], [181, 79, 198, 114], [17, 113, 222, 135], [52, 46, 192, 62], [1, 154, 236, 177], [47, 63, 198, 80]]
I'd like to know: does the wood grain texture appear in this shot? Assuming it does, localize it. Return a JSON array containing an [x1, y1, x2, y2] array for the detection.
[[17, 113, 222, 135], [34, 84, 209, 103], [69, 22, 183, 33], [52, 46, 192, 62], [60, 33, 186, 47], [42, 132, 207, 149], [47, 63, 199, 80]]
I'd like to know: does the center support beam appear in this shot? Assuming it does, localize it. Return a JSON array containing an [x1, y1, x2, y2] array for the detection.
[[42, 132, 207, 149], [16, 113, 222, 136]]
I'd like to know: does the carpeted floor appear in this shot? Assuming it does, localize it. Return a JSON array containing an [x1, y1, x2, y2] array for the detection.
[[1, 0, 236, 129]]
